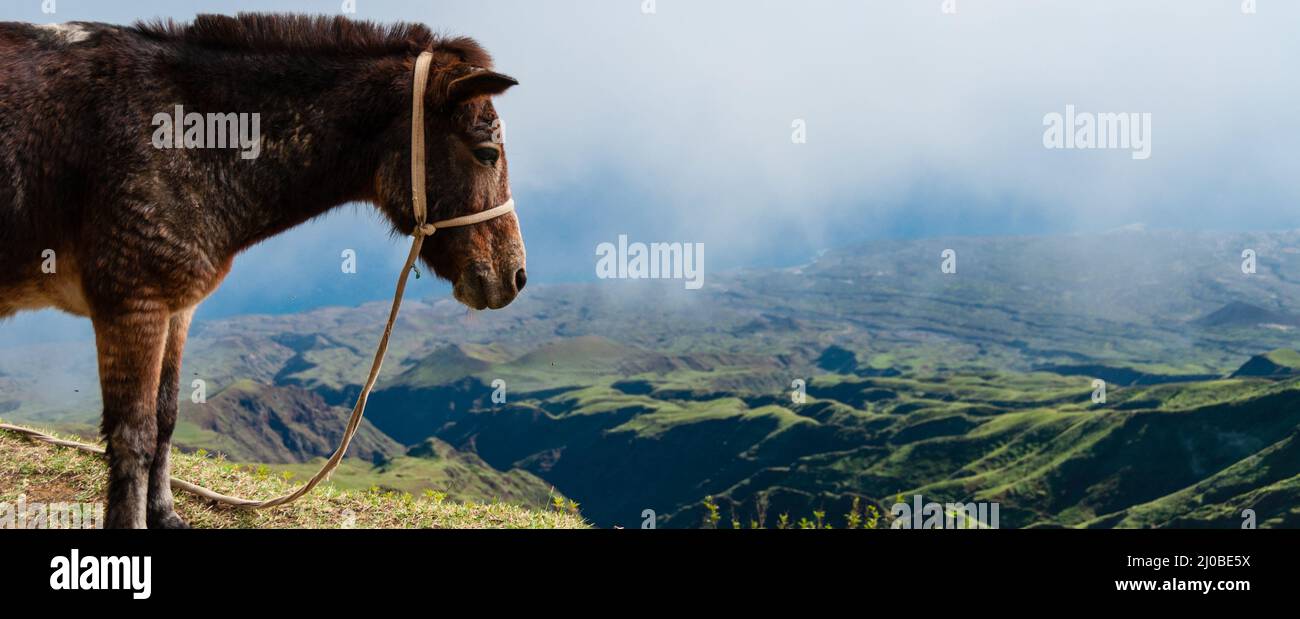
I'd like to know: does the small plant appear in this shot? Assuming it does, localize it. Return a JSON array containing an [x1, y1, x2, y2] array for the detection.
[[777, 513, 790, 529], [701, 495, 721, 529], [864, 503, 880, 530], [846, 497, 862, 529], [797, 517, 815, 529]]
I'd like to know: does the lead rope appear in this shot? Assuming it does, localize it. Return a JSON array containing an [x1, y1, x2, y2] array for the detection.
[[0, 51, 516, 510]]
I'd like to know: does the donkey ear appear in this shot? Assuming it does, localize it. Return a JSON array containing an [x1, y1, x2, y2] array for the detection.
[[446, 70, 518, 105]]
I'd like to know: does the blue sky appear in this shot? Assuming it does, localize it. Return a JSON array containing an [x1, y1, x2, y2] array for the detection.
[[3, 0, 1299, 342]]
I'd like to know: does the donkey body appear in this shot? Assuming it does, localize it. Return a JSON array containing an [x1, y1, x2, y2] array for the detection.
[[0, 15, 525, 528]]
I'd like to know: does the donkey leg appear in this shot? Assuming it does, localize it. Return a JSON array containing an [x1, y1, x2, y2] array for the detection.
[[95, 307, 169, 529], [147, 307, 195, 529]]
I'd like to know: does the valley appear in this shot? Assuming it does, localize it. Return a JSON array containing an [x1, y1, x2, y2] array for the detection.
[[3, 228, 1300, 527]]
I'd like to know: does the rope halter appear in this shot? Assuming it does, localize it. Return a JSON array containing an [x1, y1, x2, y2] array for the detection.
[[410, 51, 516, 239]]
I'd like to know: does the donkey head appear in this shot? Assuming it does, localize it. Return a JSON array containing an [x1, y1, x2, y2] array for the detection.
[[375, 63, 525, 310]]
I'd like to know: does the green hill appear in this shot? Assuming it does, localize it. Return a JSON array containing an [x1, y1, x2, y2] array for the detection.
[[174, 379, 402, 464], [1231, 349, 1300, 379], [1088, 428, 1300, 528], [385, 343, 508, 389], [265, 437, 559, 508]]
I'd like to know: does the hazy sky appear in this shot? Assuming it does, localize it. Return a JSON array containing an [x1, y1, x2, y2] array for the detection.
[[2, 0, 1298, 339]]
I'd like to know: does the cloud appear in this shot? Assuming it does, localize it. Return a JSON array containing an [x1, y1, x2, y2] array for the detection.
[[424, 1, 1300, 263], [5, 0, 1297, 323]]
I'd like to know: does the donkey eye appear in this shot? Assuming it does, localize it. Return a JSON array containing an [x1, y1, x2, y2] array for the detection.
[[472, 146, 500, 165]]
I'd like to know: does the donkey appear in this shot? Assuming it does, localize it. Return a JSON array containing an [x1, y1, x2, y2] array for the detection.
[[0, 14, 526, 528]]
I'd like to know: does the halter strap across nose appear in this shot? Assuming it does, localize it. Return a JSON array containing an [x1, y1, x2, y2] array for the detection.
[[410, 51, 516, 238]]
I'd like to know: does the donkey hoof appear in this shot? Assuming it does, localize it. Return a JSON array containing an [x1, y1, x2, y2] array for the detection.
[[147, 510, 191, 529]]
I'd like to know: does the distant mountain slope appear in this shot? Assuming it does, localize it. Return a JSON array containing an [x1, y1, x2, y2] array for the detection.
[[1193, 301, 1300, 328], [175, 380, 401, 464], [387, 344, 508, 389], [265, 437, 559, 508], [669, 376, 1300, 528], [1036, 364, 1218, 386], [365, 376, 495, 446], [1231, 349, 1300, 379], [1088, 428, 1300, 528]]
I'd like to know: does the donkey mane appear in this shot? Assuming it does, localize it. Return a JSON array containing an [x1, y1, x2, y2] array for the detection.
[[131, 13, 493, 65]]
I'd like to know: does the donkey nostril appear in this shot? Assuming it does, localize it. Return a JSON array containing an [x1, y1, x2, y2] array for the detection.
[[513, 268, 527, 292]]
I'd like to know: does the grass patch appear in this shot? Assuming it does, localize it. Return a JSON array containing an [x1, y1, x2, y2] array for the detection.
[[0, 424, 587, 529]]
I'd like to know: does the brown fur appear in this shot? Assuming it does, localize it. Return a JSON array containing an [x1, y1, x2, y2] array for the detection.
[[0, 14, 525, 528]]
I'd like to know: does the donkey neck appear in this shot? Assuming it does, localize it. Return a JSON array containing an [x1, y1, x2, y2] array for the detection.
[[165, 51, 412, 254]]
